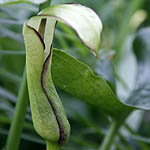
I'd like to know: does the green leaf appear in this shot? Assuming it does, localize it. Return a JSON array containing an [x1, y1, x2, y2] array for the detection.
[[125, 28, 150, 109], [51, 28, 150, 119], [0, 0, 47, 5], [51, 48, 132, 119]]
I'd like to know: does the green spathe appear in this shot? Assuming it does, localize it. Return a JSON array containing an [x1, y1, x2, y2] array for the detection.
[[23, 3, 103, 146]]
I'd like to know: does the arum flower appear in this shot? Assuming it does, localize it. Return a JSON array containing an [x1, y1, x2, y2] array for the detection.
[[23, 3, 102, 149]]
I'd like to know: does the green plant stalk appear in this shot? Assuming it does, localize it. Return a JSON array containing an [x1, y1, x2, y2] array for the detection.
[[46, 141, 61, 150], [99, 119, 118, 150], [5, 68, 29, 150]]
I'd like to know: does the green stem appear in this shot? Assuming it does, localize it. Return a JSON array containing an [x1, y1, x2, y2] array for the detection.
[[99, 119, 118, 150], [46, 141, 61, 150], [5, 68, 29, 150]]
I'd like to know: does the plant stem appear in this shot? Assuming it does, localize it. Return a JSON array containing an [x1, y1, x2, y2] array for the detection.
[[5, 68, 29, 150], [46, 141, 61, 150], [99, 119, 118, 150]]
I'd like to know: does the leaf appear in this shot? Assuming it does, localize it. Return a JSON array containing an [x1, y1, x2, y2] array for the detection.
[[23, 3, 102, 146], [51, 31, 150, 121], [0, 0, 47, 5], [51, 48, 132, 119], [51, 28, 150, 119], [125, 28, 150, 109]]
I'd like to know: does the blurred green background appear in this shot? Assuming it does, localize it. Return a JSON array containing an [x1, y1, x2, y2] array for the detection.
[[0, 0, 150, 149]]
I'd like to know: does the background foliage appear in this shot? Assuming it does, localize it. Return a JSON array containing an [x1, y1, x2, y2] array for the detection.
[[0, 0, 150, 149]]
